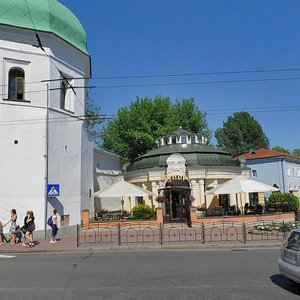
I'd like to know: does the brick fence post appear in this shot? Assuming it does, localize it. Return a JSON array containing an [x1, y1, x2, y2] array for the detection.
[[190, 207, 198, 225], [82, 209, 90, 228], [156, 207, 164, 224]]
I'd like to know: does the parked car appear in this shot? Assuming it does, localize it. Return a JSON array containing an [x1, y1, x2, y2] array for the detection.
[[278, 229, 300, 284]]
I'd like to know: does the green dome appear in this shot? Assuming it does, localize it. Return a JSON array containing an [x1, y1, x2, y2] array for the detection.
[[126, 144, 244, 174], [0, 0, 88, 54]]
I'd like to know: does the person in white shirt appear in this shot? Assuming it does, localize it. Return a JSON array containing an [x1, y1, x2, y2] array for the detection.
[[50, 209, 59, 244]]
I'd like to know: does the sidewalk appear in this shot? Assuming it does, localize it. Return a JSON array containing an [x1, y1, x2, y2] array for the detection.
[[0, 233, 284, 253]]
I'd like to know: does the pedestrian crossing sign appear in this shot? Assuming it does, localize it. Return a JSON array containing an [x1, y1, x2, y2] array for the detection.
[[47, 184, 60, 197]]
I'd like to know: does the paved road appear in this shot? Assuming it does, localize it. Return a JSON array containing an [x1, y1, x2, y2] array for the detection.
[[0, 249, 299, 300]]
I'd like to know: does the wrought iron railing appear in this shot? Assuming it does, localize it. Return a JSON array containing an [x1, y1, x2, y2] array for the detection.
[[77, 220, 293, 246]]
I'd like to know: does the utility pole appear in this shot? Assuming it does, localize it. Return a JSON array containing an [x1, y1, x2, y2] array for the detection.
[[44, 83, 49, 239]]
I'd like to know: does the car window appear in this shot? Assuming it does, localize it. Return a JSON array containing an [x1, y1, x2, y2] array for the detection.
[[284, 231, 300, 250]]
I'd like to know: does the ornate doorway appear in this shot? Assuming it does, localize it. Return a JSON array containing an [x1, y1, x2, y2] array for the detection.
[[171, 191, 181, 220], [159, 180, 191, 224]]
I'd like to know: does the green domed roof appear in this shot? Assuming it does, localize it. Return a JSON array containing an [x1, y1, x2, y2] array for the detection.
[[0, 0, 88, 54], [127, 143, 243, 173]]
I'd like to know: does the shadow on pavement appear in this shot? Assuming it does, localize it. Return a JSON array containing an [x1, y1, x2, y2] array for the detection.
[[270, 274, 300, 296]]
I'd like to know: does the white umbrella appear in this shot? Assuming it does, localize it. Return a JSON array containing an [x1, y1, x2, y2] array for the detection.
[[204, 176, 278, 195], [94, 180, 154, 198]]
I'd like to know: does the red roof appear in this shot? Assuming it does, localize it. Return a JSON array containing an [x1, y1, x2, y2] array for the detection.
[[242, 148, 299, 160]]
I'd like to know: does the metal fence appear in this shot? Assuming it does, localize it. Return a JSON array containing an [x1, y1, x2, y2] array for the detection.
[[77, 221, 290, 247]]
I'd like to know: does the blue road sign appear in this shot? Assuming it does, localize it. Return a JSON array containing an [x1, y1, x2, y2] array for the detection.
[[47, 184, 60, 197]]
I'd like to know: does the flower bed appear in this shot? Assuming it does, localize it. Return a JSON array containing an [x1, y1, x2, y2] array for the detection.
[[249, 221, 300, 233]]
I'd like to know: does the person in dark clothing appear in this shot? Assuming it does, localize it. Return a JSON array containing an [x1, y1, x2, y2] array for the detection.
[[21, 211, 35, 248]]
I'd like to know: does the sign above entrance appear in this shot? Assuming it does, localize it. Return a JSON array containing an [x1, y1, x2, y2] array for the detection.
[[159, 173, 188, 182], [47, 184, 60, 197]]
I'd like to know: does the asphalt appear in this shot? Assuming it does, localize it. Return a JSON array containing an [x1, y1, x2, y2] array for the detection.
[[0, 232, 284, 253]]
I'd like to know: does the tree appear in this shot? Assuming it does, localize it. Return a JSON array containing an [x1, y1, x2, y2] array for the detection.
[[272, 146, 290, 154], [215, 111, 270, 156], [292, 148, 300, 157], [100, 96, 211, 162], [86, 97, 104, 146]]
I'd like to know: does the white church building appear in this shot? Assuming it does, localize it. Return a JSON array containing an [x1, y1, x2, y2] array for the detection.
[[0, 0, 93, 232]]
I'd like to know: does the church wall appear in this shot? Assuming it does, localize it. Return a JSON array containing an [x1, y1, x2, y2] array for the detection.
[[0, 35, 50, 230], [0, 25, 93, 230], [0, 105, 46, 231]]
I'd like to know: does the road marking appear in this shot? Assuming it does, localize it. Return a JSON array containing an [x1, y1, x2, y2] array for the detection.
[[0, 255, 16, 259]]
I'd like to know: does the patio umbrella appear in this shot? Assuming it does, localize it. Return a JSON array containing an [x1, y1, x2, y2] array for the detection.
[[94, 180, 155, 212], [204, 176, 278, 195], [94, 180, 155, 198], [204, 176, 279, 212]]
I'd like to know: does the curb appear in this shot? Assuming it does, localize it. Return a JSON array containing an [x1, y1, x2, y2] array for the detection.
[[0, 242, 283, 254]]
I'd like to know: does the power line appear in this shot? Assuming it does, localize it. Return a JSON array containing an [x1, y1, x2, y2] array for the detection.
[[1, 102, 300, 126], [90, 67, 300, 80], [0, 114, 109, 124], [1, 66, 300, 90], [206, 107, 300, 115], [91, 76, 300, 89], [0, 86, 94, 98], [0, 115, 111, 127], [204, 105, 300, 112], [1, 75, 300, 99]]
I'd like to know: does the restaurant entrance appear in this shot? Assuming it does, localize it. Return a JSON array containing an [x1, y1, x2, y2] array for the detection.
[[159, 180, 191, 225]]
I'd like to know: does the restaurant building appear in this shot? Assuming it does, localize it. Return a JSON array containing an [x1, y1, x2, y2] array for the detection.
[[125, 128, 250, 222]]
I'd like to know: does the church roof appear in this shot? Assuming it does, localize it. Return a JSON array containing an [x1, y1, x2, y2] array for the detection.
[[0, 0, 88, 54]]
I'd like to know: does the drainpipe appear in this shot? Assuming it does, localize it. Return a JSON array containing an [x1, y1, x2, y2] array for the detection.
[[281, 158, 286, 193]]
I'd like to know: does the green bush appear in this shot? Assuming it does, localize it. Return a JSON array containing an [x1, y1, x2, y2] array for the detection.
[[267, 192, 300, 211], [131, 204, 156, 220]]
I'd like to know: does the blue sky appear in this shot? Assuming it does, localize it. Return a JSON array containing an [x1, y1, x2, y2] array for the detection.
[[61, 0, 300, 151]]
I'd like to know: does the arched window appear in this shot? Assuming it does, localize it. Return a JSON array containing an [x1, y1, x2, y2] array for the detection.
[[172, 135, 177, 144], [181, 134, 187, 144], [60, 79, 68, 109], [8, 68, 25, 100], [191, 135, 196, 144]]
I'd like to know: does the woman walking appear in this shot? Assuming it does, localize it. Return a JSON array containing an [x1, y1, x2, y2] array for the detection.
[[49, 209, 59, 243], [9, 209, 18, 244], [21, 211, 35, 247]]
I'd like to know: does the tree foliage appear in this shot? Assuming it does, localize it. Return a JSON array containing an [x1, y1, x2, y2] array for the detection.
[[270, 146, 300, 157], [292, 148, 300, 157], [271, 146, 290, 154], [215, 111, 270, 156], [270, 147, 300, 157], [86, 97, 104, 146], [100, 96, 211, 162], [267, 192, 300, 211]]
